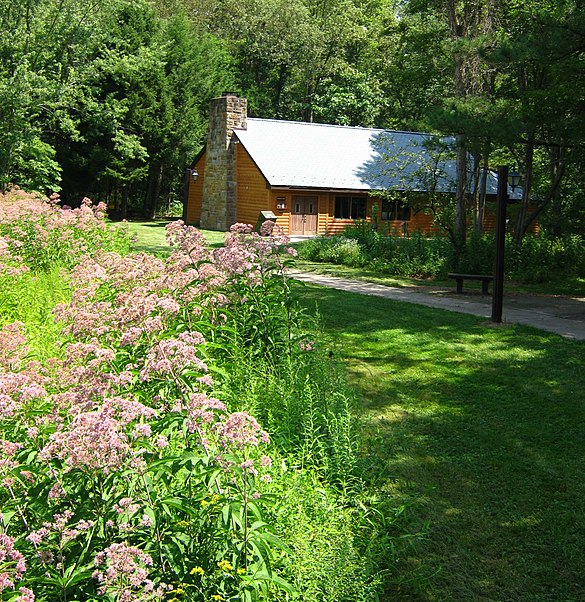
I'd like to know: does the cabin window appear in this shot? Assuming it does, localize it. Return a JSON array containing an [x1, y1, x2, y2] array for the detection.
[[381, 198, 411, 221], [334, 196, 367, 219]]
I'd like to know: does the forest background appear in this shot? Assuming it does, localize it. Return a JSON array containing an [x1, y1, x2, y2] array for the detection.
[[1, 0, 584, 240]]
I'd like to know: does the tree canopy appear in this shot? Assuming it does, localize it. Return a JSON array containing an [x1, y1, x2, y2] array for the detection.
[[0, 0, 583, 234]]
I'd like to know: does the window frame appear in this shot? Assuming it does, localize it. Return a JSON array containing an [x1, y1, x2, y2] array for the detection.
[[380, 197, 411, 221], [334, 195, 367, 220]]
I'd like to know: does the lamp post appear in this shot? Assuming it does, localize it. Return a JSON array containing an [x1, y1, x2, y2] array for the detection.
[[491, 166, 521, 323]]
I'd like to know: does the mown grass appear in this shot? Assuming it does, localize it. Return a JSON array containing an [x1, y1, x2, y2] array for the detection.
[[121, 220, 225, 255], [296, 282, 585, 601]]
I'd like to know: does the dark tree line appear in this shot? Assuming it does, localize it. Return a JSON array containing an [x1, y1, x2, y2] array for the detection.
[[1, 0, 584, 236]]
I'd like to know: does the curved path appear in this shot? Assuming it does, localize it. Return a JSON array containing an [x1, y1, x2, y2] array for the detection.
[[290, 270, 585, 341]]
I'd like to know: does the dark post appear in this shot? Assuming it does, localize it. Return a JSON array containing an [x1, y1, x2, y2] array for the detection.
[[491, 165, 508, 323], [181, 168, 191, 223]]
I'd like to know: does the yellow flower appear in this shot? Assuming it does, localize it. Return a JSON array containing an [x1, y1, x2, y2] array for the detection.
[[237, 567, 246, 575], [211, 596, 224, 601], [217, 560, 233, 571], [200, 499, 209, 507], [190, 566, 205, 576], [210, 493, 220, 504]]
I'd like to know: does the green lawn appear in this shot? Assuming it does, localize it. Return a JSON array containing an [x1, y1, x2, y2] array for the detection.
[[297, 282, 585, 601], [119, 220, 226, 255]]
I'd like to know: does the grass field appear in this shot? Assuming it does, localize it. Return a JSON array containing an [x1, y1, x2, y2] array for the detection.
[[120, 219, 226, 255], [297, 283, 585, 601]]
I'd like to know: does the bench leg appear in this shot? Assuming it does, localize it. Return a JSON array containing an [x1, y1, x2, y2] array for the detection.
[[482, 280, 489, 295], [456, 279, 463, 294]]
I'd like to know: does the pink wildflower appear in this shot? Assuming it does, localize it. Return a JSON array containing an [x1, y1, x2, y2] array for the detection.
[[13, 586, 34, 602], [240, 459, 257, 475], [0, 533, 26, 591], [41, 410, 131, 474], [214, 412, 270, 450], [93, 542, 163, 600], [0, 322, 28, 371], [155, 435, 168, 448], [186, 393, 226, 433], [132, 423, 152, 439]]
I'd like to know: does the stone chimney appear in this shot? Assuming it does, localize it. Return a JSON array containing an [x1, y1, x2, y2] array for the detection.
[[200, 94, 247, 230]]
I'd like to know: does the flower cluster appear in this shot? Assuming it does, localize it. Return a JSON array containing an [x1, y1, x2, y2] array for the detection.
[[0, 216, 301, 600], [0, 533, 26, 592], [93, 542, 167, 601], [0, 188, 132, 272]]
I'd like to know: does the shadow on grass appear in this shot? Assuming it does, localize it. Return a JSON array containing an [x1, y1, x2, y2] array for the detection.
[[133, 221, 171, 228], [297, 283, 585, 601]]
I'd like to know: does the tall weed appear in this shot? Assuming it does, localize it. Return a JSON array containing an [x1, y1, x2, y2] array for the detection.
[[297, 224, 585, 284], [0, 188, 133, 272]]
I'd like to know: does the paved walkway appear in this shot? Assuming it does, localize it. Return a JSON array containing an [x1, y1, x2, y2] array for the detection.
[[290, 270, 585, 341]]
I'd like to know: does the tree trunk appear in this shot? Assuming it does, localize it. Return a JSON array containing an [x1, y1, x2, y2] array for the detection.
[[514, 133, 534, 245], [548, 146, 564, 237], [455, 134, 467, 251], [303, 82, 314, 123], [152, 162, 163, 218], [143, 162, 163, 220], [518, 149, 565, 240], [477, 154, 489, 235], [472, 154, 481, 234], [120, 185, 129, 220]]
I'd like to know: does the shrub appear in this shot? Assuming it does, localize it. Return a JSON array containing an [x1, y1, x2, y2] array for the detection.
[[297, 223, 585, 284], [297, 236, 366, 267], [506, 234, 585, 282], [0, 218, 389, 601], [0, 188, 133, 273]]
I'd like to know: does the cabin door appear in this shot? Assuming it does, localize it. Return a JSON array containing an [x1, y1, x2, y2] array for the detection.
[[290, 196, 318, 235]]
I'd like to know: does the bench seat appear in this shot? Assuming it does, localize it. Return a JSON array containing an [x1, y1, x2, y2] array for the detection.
[[448, 273, 494, 295]]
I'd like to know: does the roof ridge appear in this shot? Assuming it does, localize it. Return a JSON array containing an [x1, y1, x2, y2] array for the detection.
[[243, 117, 433, 137]]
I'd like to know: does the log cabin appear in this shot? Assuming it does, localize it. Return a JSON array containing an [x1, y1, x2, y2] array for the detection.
[[184, 94, 521, 236]]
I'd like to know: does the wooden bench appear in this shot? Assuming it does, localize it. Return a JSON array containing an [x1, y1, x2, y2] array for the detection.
[[448, 273, 494, 295]]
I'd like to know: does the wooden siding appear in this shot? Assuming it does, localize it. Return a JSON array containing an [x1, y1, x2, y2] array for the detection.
[[321, 196, 440, 237], [269, 191, 291, 234], [186, 155, 539, 236], [185, 154, 206, 225], [235, 144, 271, 225]]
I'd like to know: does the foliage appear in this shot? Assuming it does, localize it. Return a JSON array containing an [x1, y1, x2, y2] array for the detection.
[[0, 188, 133, 273], [296, 224, 585, 283], [297, 227, 451, 278], [505, 234, 585, 283], [0, 202, 393, 600], [2, 0, 583, 235], [0, 0, 233, 215]]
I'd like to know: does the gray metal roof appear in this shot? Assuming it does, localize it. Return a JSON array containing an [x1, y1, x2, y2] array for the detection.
[[234, 118, 520, 198]]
